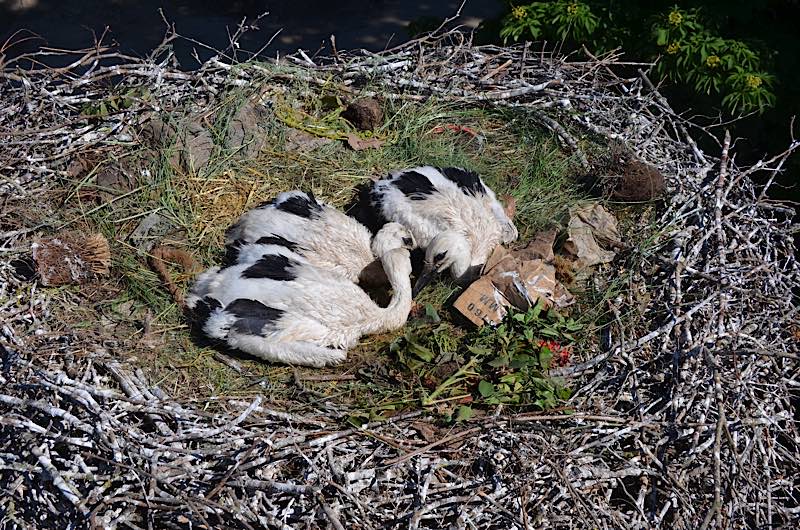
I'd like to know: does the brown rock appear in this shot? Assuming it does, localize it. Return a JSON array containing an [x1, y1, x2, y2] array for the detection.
[[179, 121, 215, 173], [342, 98, 383, 131], [32, 232, 111, 286]]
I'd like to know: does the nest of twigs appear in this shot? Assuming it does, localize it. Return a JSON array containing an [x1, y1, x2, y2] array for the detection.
[[1, 22, 798, 529]]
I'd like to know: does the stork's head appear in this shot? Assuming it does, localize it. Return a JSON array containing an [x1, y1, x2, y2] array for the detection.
[[371, 222, 415, 257], [412, 231, 472, 297]]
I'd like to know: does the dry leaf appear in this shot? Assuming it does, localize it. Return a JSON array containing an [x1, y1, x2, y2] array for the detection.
[[571, 204, 621, 245], [346, 133, 384, 151], [285, 128, 332, 152], [411, 421, 438, 442]]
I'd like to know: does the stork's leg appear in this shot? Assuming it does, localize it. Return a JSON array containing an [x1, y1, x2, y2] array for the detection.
[[227, 335, 347, 367]]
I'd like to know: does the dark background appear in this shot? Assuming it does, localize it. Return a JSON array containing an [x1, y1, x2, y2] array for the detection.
[[0, 0, 505, 64]]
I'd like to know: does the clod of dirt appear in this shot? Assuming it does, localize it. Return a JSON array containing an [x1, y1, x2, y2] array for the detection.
[[341, 98, 383, 131], [140, 116, 175, 145], [129, 212, 175, 252], [96, 164, 136, 201], [226, 100, 270, 157], [587, 141, 666, 201], [611, 159, 665, 202], [552, 254, 577, 285], [179, 120, 215, 173], [31, 232, 111, 286], [140, 115, 215, 173]]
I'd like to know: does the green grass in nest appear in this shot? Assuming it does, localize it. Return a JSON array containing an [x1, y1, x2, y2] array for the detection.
[[43, 73, 658, 418]]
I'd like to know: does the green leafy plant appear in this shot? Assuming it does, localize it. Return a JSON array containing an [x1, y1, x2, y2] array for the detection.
[[500, 2, 776, 114], [469, 301, 576, 408], [389, 300, 577, 417], [651, 6, 775, 113], [500, 1, 598, 43]]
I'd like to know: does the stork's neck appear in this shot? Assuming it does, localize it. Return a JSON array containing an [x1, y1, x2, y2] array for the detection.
[[364, 249, 413, 334]]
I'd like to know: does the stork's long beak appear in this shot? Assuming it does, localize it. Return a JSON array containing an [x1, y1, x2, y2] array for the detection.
[[412, 266, 437, 298]]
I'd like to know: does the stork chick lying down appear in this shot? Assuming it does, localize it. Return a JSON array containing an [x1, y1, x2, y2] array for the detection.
[[186, 223, 415, 367], [224, 190, 381, 285], [369, 166, 518, 295]]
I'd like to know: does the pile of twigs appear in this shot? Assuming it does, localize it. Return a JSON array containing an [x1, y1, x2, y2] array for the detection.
[[1, 26, 798, 529]]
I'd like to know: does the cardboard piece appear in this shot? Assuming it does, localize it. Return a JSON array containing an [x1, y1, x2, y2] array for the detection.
[[455, 228, 573, 326], [453, 276, 512, 326], [454, 204, 620, 326], [562, 204, 620, 269], [514, 229, 557, 262], [493, 259, 574, 311]]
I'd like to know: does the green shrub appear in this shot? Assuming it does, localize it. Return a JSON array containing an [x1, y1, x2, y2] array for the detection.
[[500, 2, 776, 114]]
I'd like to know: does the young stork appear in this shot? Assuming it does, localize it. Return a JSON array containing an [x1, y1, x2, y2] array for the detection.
[[369, 166, 518, 295], [186, 223, 415, 367], [224, 190, 379, 284]]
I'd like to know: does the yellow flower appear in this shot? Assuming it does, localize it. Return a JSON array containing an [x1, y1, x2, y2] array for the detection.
[[668, 10, 683, 26], [567, 3, 579, 16], [512, 6, 526, 20], [666, 42, 681, 55], [705, 55, 721, 68], [745, 74, 763, 89]]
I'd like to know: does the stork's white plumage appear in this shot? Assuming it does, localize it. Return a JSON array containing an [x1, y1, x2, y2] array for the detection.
[[224, 190, 377, 283], [186, 223, 415, 367], [369, 166, 517, 294]]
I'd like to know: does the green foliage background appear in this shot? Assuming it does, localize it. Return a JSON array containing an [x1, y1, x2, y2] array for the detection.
[[472, 0, 799, 204], [499, 1, 779, 113]]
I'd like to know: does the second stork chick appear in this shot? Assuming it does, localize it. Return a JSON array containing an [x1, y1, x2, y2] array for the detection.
[[225, 190, 380, 284], [370, 166, 518, 295], [186, 223, 415, 367]]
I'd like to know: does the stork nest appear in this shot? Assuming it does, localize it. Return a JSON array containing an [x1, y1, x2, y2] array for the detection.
[[1, 22, 798, 529]]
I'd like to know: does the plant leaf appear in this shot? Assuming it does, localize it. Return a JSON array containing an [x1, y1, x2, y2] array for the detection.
[[478, 380, 496, 397], [455, 405, 474, 422]]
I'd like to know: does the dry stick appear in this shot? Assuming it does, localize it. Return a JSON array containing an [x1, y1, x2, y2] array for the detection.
[[699, 353, 726, 530], [30, 444, 90, 515], [317, 493, 347, 530], [638, 69, 708, 166], [383, 427, 481, 466]]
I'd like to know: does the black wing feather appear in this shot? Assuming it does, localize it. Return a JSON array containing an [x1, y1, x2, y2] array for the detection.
[[391, 170, 436, 201], [241, 254, 298, 281], [225, 298, 284, 335], [438, 167, 486, 195]]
